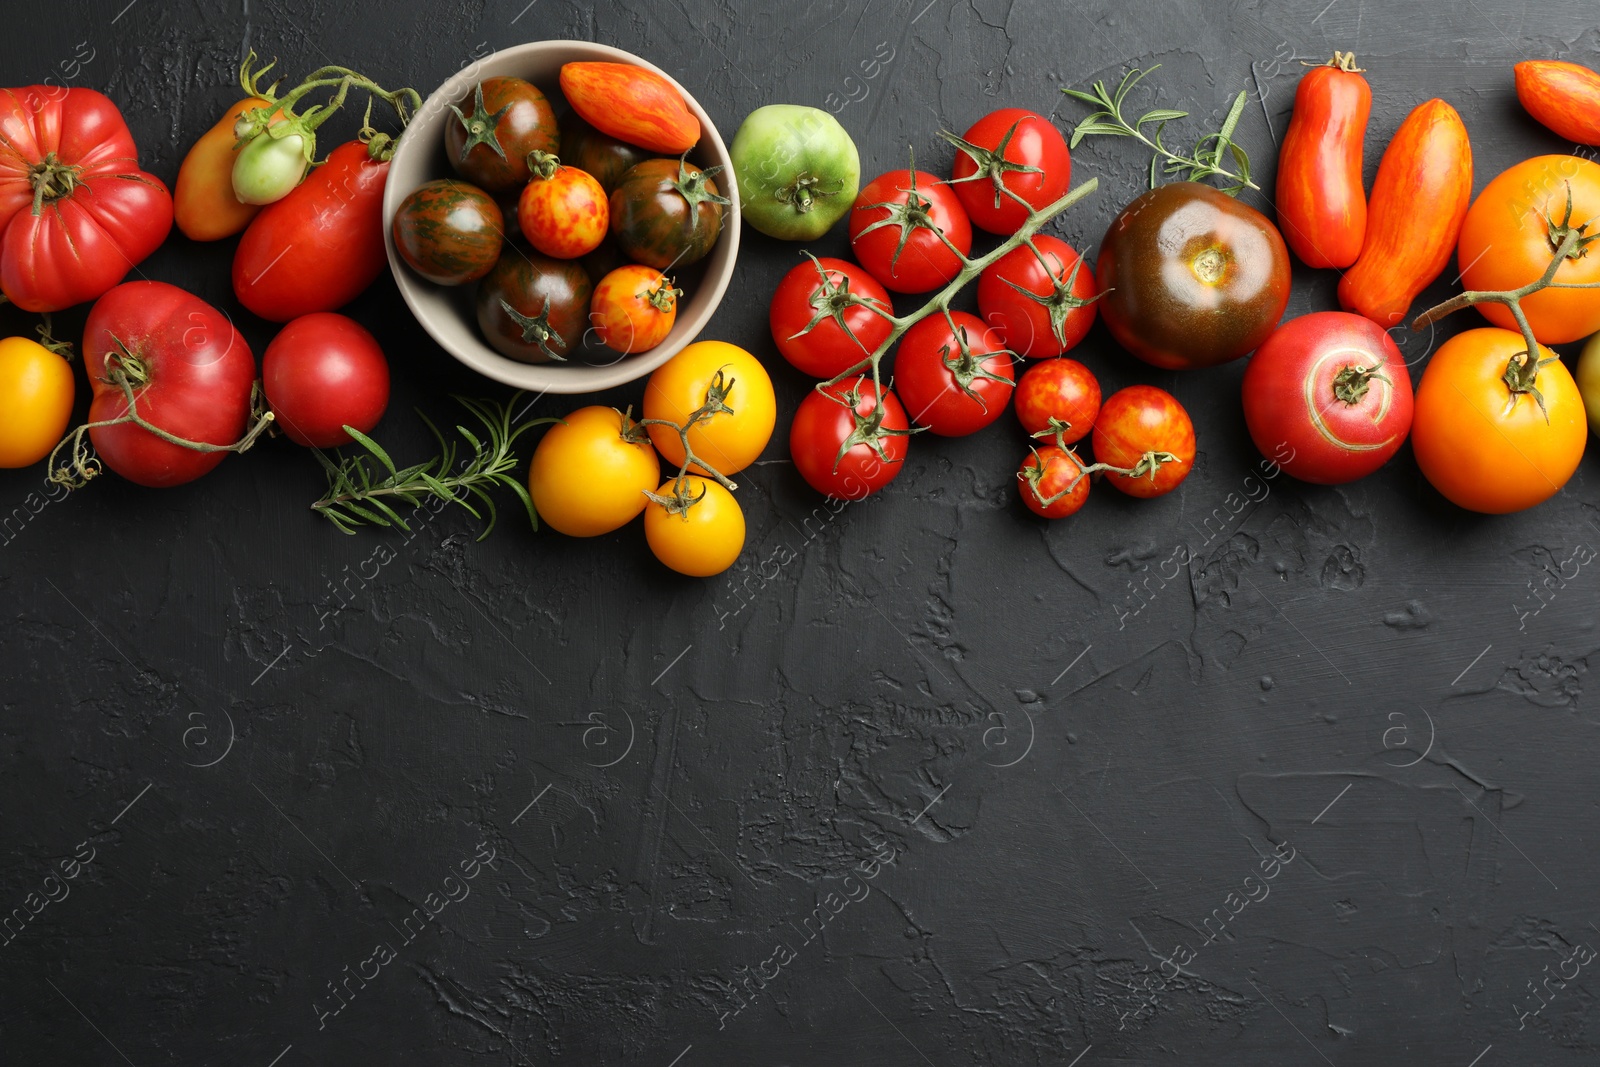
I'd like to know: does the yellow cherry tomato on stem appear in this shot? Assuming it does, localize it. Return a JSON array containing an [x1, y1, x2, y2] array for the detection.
[[0, 336, 75, 469], [644, 476, 745, 577], [528, 405, 660, 536], [644, 340, 775, 476]]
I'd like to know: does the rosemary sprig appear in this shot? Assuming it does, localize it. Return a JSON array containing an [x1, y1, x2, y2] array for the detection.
[[1062, 65, 1257, 194], [311, 393, 554, 539]]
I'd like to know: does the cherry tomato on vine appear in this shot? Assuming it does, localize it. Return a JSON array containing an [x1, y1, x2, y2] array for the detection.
[[591, 265, 678, 354], [977, 235, 1098, 358], [528, 406, 660, 537], [790, 377, 910, 500], [1018, 445, 1090, 519], [393, 179, 504, 287], [944, 108, 1071, 235], [893, 311, 1014, 437], [1092, 385, 1195, 498], [644, 476, 746, 577], [445, 77, 559, 196], [518, 155, 609, 259], [0, 335, 73, 468], [610, 158, 727, 270], [769, 256, 895, 379], [644, 341, 775, 476], [262, 313, 390, 448], [1013, 358, 1100, 445], [848, 169, 972, 293]]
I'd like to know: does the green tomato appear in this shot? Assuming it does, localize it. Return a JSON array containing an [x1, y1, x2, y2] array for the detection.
[[232, 130, 310, 205], [729, 105, 859, 241], [1575, 332, 1600, 435]]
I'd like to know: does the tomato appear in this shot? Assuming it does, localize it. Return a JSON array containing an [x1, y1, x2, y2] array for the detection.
[[1018, 445, 1090, 519], [0, 335, 73, 468], [475, 251, 592, 364], [561, 117, 649, 194], [944, 108, 1071, 235], [234, 140, 390, 321], [1096, 182, 1290, 370], [518, 155, 609, 259], [0, 87, 172, 313], [1458, 156, 1600, 345], [1092, 385, 1195, 498], [849, 169, 972, 293], [590, 265, 678, 354], [559, 62, 700, 154], [262, 313, 389, 448], [977, 235, 1097, 358], [730, 104, 860, 240], [528, 406, 660, 537], [644, 476, 745, 577], [769, 256, 894, 379], [1241, 312, 1412, 485], [1275, 53, 1371, 269], [392, 178, 504, 287], [82, 281, 256, 488], [1013, 358, 1100, 445], [1515, 60, 1600, 147], [1577, 332, 1600, 436], [175, 97, 273, 241], [644, 340, 775, 476], [610, 158, 727, 271], [1338, 99, 1471, 328], [790, 377, 909, 500], [445, 77, 559, 195], [1412, 327, 1585, 514], [893, 311, 1014, 436], [232, 128, 309, 206]]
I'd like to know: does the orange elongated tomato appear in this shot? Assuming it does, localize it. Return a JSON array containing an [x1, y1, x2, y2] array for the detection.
[[1337, 99, 1471, 328], [174, 97, 273, 241], [559, 62, 699, 154], [1275, 52, 1370, 269], [1514, 60, 1600, 146]]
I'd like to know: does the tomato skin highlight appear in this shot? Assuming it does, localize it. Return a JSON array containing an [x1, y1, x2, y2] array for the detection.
[[645, 476, 746, 577], [559, 62, 700, 154], [518, 164, 609, 259], [893, 311, 1014, 437], [769, 256, 894, 379], [0, 335, 74, 468], [1092, 385, 1195, 498], [1013, 358, 1100, 444], [947, 108, 1071, 235], [1514, 60, 1600, 146], [849, 170, 972, 294], [790, 378, 909, 500], [175, 97, 272, 241], [977, 235, 1097, 359], [1337, 99, 1472, 328], [1275, 58, 1370, 269], [262, 313, 390, 448]]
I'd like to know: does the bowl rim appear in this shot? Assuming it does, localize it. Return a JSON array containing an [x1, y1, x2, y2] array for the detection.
[[382, 39, 740, 395]]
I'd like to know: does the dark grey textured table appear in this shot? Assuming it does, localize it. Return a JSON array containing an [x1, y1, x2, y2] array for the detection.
[[4, 1, 1598, 1064]]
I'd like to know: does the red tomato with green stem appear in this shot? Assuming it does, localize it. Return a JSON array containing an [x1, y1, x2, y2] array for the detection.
[[769, 255, 895, 379], [1018, 445, 1090, 519], [977, 235, 1098, 358], [943, 108, 1071, 235], [1092, 385, 1195, 498], [849, 169, 972, 293], [1274, 53, 1371, 269], [790, 377, 911, 499], [893, 311, 1014, 436], [590, 265, 678, 354], [518, 152, 609, 259], [1014, 358, 1100, 444], [263, 312, 390, 448]]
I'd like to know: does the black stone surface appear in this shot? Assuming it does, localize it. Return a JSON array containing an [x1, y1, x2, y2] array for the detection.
[[4, 1, 1600, 1064]]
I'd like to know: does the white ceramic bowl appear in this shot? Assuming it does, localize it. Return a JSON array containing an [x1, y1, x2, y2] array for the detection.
[[383, 40, 740, 394]]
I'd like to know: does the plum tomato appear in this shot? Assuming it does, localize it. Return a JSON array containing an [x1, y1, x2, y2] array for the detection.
[[644, 475, 746, 577], [893, 311, 1014, 436], [1018, 445, 1090, 519], [0, 335, 74, 469], [528, 406, 660, 537], [977, 235, 1098, 358], [591, 265, 679, 354], [790, 377, 909, 499], [769, 256, 895, 379], [944, 108, 1071, 235], [610, 158, 728, 271], [644, 340, 775, 476], [445, 77, 560, 196], [393, 179, 504, 286], [1013, 358, 1100, 445], [262, 313, 390, 448], [475, 251, 592, 364], [1092, 385, 1195, 498], [848, 169, 972, 293], [518, 154, 610, 259]]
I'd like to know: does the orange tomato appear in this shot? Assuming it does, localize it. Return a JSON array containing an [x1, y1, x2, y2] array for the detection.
[[1411, 328, 1585, 514], [0, 336, 74, 468], [174, 97, 273, 241], [1515, 60, 1600, 146], [590, 265, 677, 354], [1458, 155, 1600, 345]]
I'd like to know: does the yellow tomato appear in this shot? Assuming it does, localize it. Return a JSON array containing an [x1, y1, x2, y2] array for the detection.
[[528, 406, 660, 536], [0, 336, 74, 469], [644, 340, 775, 476], [644, 476, 745, 576]]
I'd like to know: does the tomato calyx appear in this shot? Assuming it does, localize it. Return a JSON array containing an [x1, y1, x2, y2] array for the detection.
[[775, 171, 848, 215], [853, 163, 968, 273], [1501, 349, 1560, 422], [449, 81, 513, 161], [1331, 362, 1389, 405], [646, 275, 682, 313], [1019, 444, 1087, 507], [1029, 416, 1076, 444], [526, 149, 562, 181], [937, 312, 1014, 406], [27, 153, 85, 216], [1544, 181, 1597, 261], [1318, 51, 1366, 73], [670, 156, 733, 215], [790, 252, 893, 353], [940, 119, 1043, 211], [498, 299, 570, 363], [1003, 246, 1103, 345], [827, 381, 916, 472]]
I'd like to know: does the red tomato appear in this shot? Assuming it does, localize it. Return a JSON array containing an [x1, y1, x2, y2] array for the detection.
[[0, 86, 172, 312], [233, 140, 388, 322], [1274, 54, 1371, 269], [769, 256, 895, 379], [977, 235, 1098, 358], [848, 169, 972, 293], [262, 313, 390, 448], [790, 377, 909, 499], [1014, 358, 1100, 444], [893, 311, 1014, 436], [945, 108, 1071, 235], [1092, 385, 1195, 498], [1241, 311, 1413, 484], [517, 158, 609, 259], [83, 282, 256, 487], [1018, 445, 1090, 519]]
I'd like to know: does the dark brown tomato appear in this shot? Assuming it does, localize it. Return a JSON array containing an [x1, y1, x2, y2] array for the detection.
[[475, 250, 593, 364], [1096, 181, 1291, 370], [561, 117, 651, 194], [610, 158, 727, 271], [445, 77, 560, 195], [393, 179, 505, 286]]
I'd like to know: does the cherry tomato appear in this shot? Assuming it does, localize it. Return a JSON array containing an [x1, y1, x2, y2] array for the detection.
[[645, 341, 775, 476], [848, 169, 972, 293], [475, 251, 592, 364], [591, 265, 678, 354], [1013, 358, 1100, 445], [945, 108, 1071, 235], [1092, 385, 1195, 498], [528, 406, 660, 537], [893, 311, 1014, 436], [644, 476, 746, 577], [0, 336, 74, 468], [1018, 445, 1090, 519], [518, 156, 609, 259], [392, 179, 504, 287], [790, 377, 909, 500], [977, 235, 1098, 358], [1411, 328, 1585, 514], [445, 77, 559, 196], [262, 313, 390, 448], [769, 256, 895, 379]]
